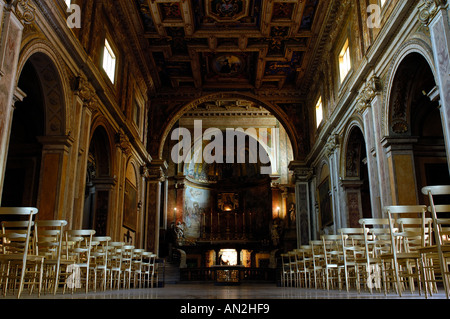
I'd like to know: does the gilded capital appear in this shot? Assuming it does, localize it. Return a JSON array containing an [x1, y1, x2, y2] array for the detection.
[[356, 75, 381, 114], [6, 0, 36, 25], [418, 0, 449, 26]]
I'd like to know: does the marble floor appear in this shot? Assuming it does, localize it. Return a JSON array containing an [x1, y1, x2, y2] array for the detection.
[[2, 282, 447, 317], [5, 281, 448, 299]]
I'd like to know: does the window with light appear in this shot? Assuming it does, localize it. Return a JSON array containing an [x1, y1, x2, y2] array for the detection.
[[339, 39, 351, 83], [103, 38, 117, 84], [316, 97, 323, 128]]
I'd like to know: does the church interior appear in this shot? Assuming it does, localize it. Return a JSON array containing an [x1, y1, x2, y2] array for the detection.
[[0, 0, 450, 301]]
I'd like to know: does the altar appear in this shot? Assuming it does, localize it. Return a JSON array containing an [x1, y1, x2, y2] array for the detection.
[[211, 265, 245, 285]]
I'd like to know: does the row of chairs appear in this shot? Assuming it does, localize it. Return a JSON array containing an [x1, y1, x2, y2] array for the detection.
[[0, 207, 159, 298], [281, 185, 450, 299]]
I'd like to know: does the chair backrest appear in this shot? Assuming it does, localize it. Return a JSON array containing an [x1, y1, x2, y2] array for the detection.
[[321, 234, 344, 265], [383, 205, 429, 253], [0, 207, 38, 258], [310, 240, 325, 266], [35, 220, 67, 260], [108, 241, 125, 269], [358, 218, 393, 257], [338, 228, 367, 262], [91, 236, 111, 266], [121, 245, 135, 271], [65, 229, 96, 265], [422, 185, 450, 247]]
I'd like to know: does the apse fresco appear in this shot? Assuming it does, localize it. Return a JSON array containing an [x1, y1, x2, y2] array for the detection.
[[183, 185, 212, 239]]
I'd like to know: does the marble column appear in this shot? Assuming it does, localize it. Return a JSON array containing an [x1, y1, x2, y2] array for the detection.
[[289, 161, 313, 247], [356, 75, 384, 217], [418, 0, 450, 172], [325, 134, 343, 232], [145, 160, 168, 255], [71, 76, 98, 229]]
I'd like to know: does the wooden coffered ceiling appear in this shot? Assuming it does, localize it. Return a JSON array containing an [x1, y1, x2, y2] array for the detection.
[[133, 0, 328, 97]]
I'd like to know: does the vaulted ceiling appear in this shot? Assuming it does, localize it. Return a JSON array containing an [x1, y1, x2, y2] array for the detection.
[[133, 0, 328, 96]]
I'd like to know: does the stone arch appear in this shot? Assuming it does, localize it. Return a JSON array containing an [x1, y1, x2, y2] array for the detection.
[[157, 92, 300, 161], [383, 45, 448, 205], [83, 123, 115, 235], [383, 39, 437, 137], [17, 39, 70, 136], [341, 119, 365, 179], [89, 117, 117, 175], [341, 121, 372, 226], [123, 158, 140, 245], [2, 45, 71, 219]]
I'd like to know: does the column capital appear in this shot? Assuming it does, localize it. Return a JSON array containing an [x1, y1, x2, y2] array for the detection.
[[72, 76, 98, 113], [146, 159, 168, 181], [325, 134, 340, 157], [381, 136, 419, 154], [12, 86, 26, 107], [289, 161, 313, 182], [5, 0, 36, 25], [37, 134, 75, 150], [115, 129, 131, 156], [356, 75, 382, 114], [418, 0, 449, 26]]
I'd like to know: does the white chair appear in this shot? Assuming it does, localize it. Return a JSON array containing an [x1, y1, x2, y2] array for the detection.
[[383, 205, 429, 297], [310, 240, 325, 289], [121, 245, 135, 289], [91, 236, 111, 291], [132, 248, 145, 288], [359, 218, 392, 294], [64, 229, 96, 293], [338, 228, 367, 293], [108, 241, 125, 289], [421, 185, 450, 299], [321, 234, 345, 291], [0, 207, 42, 298], [142, 252, 157, 288], [280, 253, 292, 287], [34, 220, 68, 295]]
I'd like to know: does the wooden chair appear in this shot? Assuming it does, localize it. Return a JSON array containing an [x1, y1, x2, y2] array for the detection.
[[34, 220, 68, 295], [296, 247, 312, 288], [321, 235, 345, 290], [132, 248, 145, 288], [141, 251, 157, 288], [421, 185, 450, 299], [359, 218, 392, 294], [383, 205, 429, 297], [338, 228, 368, 293], [90, 236, 111, 291], [120, 245, 135, 289], [0, 207, 42, 298], [310, 240, 325, 289], [280, 253, 292, 287], [108, 241, 125, 289], [64, 229, 96, 293]]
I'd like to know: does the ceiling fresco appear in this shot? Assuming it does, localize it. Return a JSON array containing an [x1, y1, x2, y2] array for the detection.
[[135, 0, 322, 93]]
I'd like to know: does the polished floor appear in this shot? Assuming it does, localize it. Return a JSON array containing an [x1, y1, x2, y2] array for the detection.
[[5, 282, 448, 299], [2, 282, 447, 318]]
